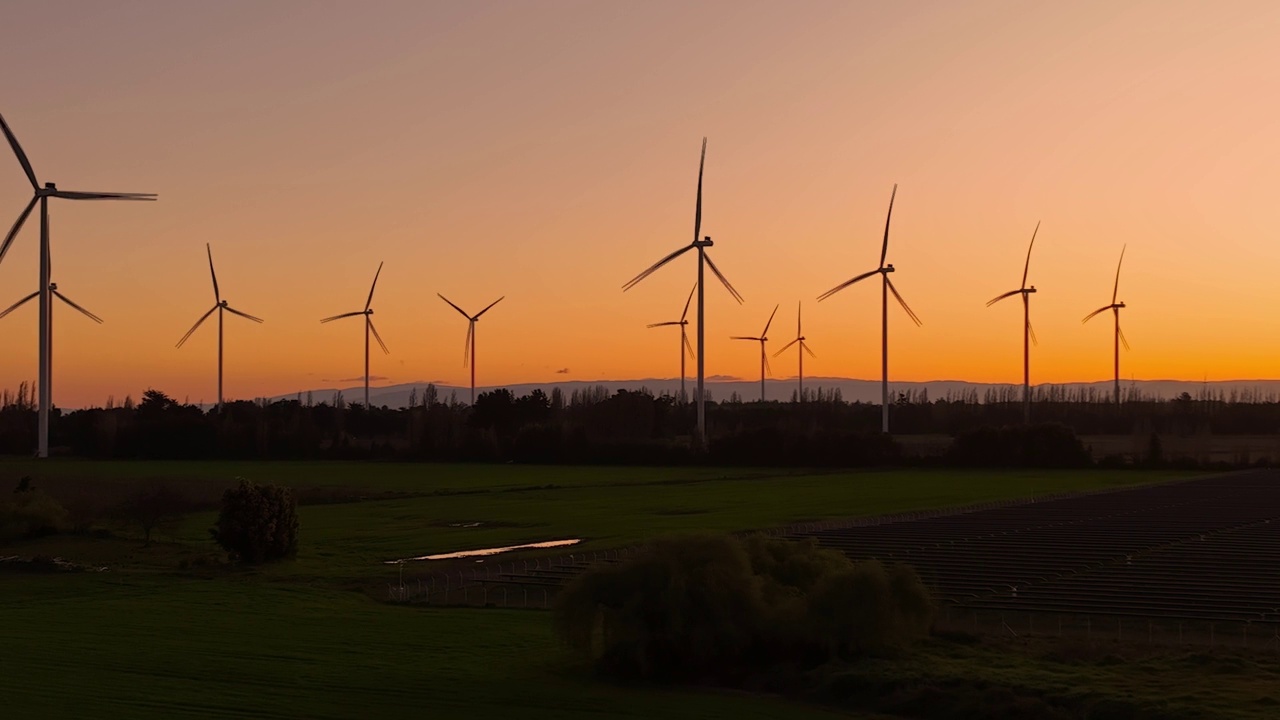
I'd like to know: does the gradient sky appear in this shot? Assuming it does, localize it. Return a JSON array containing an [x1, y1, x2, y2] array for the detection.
[[2, 0, 1280, 407]]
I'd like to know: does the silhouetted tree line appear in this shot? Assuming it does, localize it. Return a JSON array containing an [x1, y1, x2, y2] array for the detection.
[[0, 381, 1277, 466]]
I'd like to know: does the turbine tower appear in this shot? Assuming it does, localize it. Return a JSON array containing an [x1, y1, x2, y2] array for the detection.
[[818, 184, 921, 433], [0, 112, 155, 458], [731, 304, 779, 402], [175, 244, 264, 409], [437, 294, 504, 406], [646, 283, 697, 403], [0, 236, 104, 413], [321, 263, 389, 409], [987, 222, 1041, 425], [774, 302, 816, 401], [623, 138, 743, 445], [1083, 245, 1129, 405]]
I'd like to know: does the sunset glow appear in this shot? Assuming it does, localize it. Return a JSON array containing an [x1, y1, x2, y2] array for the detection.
[[3, 0, 1280, 407]]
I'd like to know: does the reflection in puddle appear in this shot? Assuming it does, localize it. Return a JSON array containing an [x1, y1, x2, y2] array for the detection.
[[387, 538, 581, 563]]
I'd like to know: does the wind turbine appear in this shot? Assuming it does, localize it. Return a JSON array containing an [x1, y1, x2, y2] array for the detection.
[[0, 227, 104, 413], [1083, 245, 1128, 405], [321, 263, 389, 409], [987, 222, 1040, 425], [774, 302, 817, 401], [175, 244, 264, 409], [623, 137, 743, 444], [731, 305, 779, 402], [818, 184, 921, 433], [437, 294, 504, 406], [0, 112, 155, 458], [646, 283, 697, 403]]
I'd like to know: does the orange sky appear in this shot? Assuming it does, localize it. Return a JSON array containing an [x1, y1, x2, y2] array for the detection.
[[2, 0, 1280, 407]]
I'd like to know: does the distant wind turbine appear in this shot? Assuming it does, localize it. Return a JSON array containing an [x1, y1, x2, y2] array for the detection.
[[774, 302, 816, 401], [175, 244, 264, 409], [646, 283, 697, 403], [987, 222, 1041, 424], [731, 304, 779, 402], [321, 263, 389, 409], [1083, 245, 1129, 405], [818, 184, 921, 433], [623, 137, 743, 444], [0, 112, 155, 458], [438, 294, 504, 406], [0, 230, 103, 411]]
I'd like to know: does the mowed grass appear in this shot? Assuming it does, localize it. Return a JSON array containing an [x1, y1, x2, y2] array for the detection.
[[0, 576, 851, 720]]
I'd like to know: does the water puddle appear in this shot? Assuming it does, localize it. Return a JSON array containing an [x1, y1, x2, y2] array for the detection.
[[386, 538, 581, 564]]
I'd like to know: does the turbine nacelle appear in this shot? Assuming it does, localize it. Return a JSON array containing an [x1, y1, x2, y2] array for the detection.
[[882, 264, 895, 273], [693, 236, 713, 247]]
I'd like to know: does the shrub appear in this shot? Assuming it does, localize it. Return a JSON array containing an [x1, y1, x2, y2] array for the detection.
[[553, 534, 933, 682], [0, 490, 69, 543], [209, 478, 299, 564], [116, 482, 191, 546]]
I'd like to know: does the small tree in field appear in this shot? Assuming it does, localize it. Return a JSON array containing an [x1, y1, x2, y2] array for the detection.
[[118, 482, 189, 546], [210, 478, 299, 564]]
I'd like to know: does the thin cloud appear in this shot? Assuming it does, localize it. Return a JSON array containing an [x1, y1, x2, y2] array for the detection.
[[706, 374, 741, 381], [555, 368, 570, 374], [338, 375, 390, 383]]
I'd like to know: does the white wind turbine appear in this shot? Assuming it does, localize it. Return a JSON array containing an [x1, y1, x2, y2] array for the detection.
[[774, 302, 817, 401], [321, 263, 389, 409], [987, 222, 1041, 424], [623, 137, 743, 444], [731, 304, 779, 402], [818, 184, 922, 433], [646, 283, 697, 403], [0, 112, 155, 458], [1083, 245, 1129, 405], [437, 294, 504, 406], [175, 244, 264, 409], [0, 224, 104, 412]]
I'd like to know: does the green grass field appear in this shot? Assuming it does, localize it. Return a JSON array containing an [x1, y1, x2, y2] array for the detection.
[[7, 461, 1270, 718]]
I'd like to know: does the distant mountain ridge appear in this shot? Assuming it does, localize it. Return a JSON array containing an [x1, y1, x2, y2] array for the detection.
[[261, 377, 1280, 408]]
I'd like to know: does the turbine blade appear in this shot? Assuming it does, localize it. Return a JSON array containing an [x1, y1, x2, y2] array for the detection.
[[176, 305, 218, 348], [463, 321, 474, 368], [320, 310, 365, 323], [1021, 221, 1040, 289], [365, 261, 383, 311], [0, 113, 39, 189], [694, 137, 706, 243], [763, 346, 773, 377], [680, 282, 696, 322], [886, 278, 922, 326], [1118, 326, 1130, 351], [368, 318, 389, 354], [0, 291, 39, 320], [475, 295, 504, 318], [802, 340, 817, 359], [703, 252, 744, 303], [622, 245, 693, 291], [1112, 244, 1126, 305], [1027, 319, 1039, 347], [224, 305, 264, 323], [1082, 305, 1110, 324], [683, 329, 696, 360], [880, 183, 897, 268], [50, 190, 156, 201], [797, 301, 802, 337], [0, 196, 38, 266], [647, 321, 683, 328], [437, 293, 471, 319], [729, 336, 760, 341], [761, 304, 779, 337], [818, 268, 879, 302], [52, 289, 104, 324], [986, 289, 1021, 307], [206, 243, 220, 302], [774, 338, 800, 357]]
